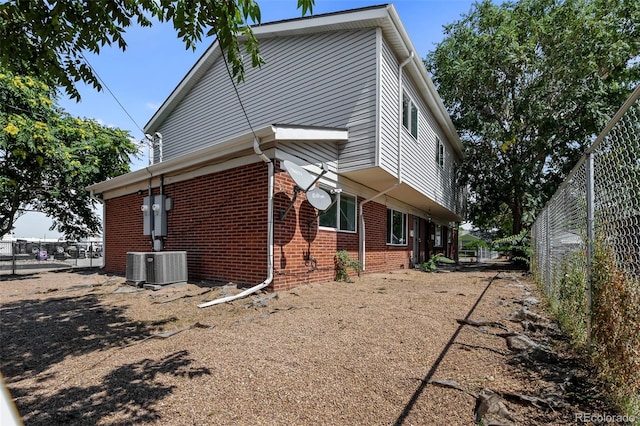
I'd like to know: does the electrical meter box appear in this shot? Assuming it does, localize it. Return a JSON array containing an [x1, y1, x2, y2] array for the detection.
[[142, 195, 172, 237]]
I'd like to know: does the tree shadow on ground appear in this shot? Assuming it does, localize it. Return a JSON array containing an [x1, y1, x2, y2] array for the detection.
[[12, 350, 211, 425], [0, 294, 175, 383]]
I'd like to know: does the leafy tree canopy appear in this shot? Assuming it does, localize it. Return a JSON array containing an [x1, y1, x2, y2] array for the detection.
[[0, 0, 314, 100], [0, 69, 138, 239], [426, 0, 640, 235]]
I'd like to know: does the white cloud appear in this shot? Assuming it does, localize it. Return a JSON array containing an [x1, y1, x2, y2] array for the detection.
[[146, 102, 160, 111]]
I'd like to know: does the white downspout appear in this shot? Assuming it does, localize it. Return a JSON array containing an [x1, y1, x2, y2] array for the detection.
[[359, 51, 414, 271], [198, 137, 274, 308]]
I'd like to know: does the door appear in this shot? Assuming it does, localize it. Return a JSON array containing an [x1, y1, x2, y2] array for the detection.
[[413, 217, 421, 265]]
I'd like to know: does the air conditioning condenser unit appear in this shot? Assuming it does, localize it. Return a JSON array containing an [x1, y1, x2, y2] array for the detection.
[[126, 252, 147, 286], [145, 251, 188, 286]]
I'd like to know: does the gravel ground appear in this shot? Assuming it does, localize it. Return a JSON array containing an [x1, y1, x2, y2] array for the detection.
[[0, 263, 611, 425]]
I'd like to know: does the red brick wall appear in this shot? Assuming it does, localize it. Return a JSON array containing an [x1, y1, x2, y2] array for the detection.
[[103, 160, 419, 291], [104, 193, 153, 272], [104, 162, 269, 286]]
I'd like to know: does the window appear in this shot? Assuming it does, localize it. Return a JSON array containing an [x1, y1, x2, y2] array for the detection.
[[402, 94, 410, 129], [319, 191, 356, 232], [436, 138, 444, 168], [402, 92, 418, 139], [411, 103, 418, 139], [434, 224, 442, 247], [386, 209, 407, 245]]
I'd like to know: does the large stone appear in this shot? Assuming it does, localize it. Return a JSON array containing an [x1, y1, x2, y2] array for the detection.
[[506, 334, 538, 352], [474, 390, 515, 426]]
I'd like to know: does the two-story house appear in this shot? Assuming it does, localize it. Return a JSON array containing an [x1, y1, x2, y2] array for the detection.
[[88, 4, 465, 293]]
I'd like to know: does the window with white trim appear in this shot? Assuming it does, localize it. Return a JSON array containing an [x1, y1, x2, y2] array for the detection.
[[319, 191, 356, 232], [402, 93, 418, 139], [436, 137, 445, 169], [386, 209, 407, 245]]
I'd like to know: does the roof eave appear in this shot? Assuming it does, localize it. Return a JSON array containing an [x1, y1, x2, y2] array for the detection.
[[87, 125, 348, 195]]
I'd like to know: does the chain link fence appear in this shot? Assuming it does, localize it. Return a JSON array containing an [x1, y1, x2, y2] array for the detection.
[[531, 85, 640, 413], [0, 240, 103, 276]]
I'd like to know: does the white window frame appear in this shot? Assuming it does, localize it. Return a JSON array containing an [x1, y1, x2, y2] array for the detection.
[[318, 190, 357, 233], [386, 208, 408, 246], [402, 92, 418, 139], [436, 137, 445, 169]]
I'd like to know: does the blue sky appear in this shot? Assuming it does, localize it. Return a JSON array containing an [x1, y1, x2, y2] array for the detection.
[[12, 0, 481, 239]]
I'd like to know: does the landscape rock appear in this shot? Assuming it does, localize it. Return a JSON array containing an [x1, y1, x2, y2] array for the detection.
[[506, 334, 538, 352], [474, 390, 515, 426], [507, 307, 542, 323]]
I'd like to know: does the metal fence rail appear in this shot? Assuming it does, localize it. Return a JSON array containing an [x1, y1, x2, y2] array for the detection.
[[0, 241, 103, 276], [531, 85, 640, 412]]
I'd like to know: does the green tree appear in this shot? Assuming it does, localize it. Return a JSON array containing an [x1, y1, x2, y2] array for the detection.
[[0, 0, 315, 100], [426, 0, 640, 235], [0, 70, 138, 239]]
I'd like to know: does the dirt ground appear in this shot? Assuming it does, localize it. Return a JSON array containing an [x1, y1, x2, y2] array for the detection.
[[0, 262, 612, 425]]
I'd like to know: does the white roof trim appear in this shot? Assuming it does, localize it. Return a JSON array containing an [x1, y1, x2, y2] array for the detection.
[[88, 125, 348, 196]]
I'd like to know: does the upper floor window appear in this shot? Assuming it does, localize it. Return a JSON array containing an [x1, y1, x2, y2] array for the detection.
[[436, 137, 445, 169], [386, 208, 407, 245], [402, 93, 418, 139], [319, 191, 356, 232]]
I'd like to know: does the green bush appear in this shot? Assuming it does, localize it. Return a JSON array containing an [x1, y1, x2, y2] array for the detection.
[[334, 250, 362, 282], [421, 254, 455, 272]]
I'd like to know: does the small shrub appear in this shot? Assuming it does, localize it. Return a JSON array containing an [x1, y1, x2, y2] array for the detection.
[[493, 230, 531, 267], [335, 250, 361, 282], [421, 254, 455, 272]]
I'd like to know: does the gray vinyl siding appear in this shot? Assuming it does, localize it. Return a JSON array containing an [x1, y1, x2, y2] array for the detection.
[[400, 77, 460, 214], [278, 142, 338, 174], [157, 29, 378, 168], [377, 38, 460, 214], [379, 40, 400, 176]]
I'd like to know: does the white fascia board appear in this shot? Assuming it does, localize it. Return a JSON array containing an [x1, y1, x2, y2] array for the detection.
[[88, 125, 270, 196], [272, 125, 348, 142], [252, 6, 389, 37], [87, 124, 348, 196]]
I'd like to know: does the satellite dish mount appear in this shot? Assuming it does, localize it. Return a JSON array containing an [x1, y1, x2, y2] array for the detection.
[[279, 160, 331, 220]]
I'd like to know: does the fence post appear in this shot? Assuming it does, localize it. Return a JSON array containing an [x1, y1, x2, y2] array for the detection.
[[12, 242, 16, 275], [585, 153, 595, 346], [545, 208, 551, 295]]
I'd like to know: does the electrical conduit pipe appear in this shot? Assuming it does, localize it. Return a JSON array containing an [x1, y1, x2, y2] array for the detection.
[[198, 137, 274, 307], [358, 51, 414, 271]]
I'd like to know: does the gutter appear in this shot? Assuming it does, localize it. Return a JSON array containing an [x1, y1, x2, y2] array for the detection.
[[358, 51, 414, 271], [198, 137, 274, 307]]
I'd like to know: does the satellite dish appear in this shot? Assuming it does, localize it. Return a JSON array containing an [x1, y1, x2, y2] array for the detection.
[[283, 160, 316, 191], [306, 188, 332, 211]]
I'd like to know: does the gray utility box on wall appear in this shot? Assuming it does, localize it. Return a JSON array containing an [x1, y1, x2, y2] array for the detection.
[[142, 195, 172, 237], [145, 251, 188, 285]]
